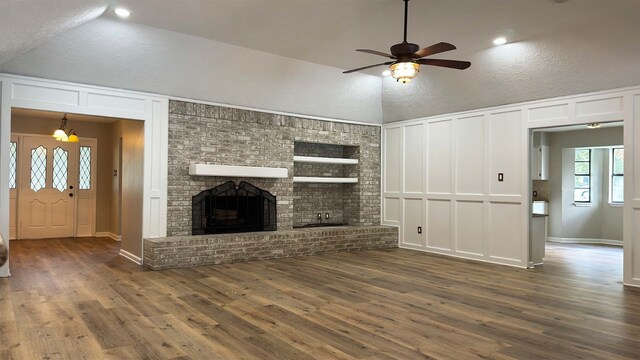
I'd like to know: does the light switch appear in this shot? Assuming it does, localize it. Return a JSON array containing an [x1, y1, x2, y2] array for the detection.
[[498, 173, 504, 182]]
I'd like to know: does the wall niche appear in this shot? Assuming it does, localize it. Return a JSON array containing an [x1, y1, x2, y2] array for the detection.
[[292, 141, 359, 228]]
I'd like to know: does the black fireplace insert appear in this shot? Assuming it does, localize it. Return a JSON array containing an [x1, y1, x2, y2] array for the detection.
[[192, 181, 277, 235]]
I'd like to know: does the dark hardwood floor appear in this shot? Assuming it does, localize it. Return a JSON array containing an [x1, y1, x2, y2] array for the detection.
[[1, 238, 638, 359]]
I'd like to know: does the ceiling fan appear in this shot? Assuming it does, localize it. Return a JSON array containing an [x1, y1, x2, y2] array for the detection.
[[344, 0, 471, 83]]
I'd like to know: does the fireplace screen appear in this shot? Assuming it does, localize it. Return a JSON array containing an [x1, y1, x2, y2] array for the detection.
[[192, 181, 277, 235]]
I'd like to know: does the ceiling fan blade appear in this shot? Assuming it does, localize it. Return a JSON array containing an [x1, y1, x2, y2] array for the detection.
[[413, 42, 457, 58], [417, 58, 471, 70], [343, 62, 393, 74], [356, 49, 396, 59]]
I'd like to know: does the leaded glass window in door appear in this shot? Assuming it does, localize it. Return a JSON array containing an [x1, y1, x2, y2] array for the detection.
[[52, 147, 69, 192], [30, 146, 47, 192], [79, 146, 91, 190], [9, 142, 17, 189]]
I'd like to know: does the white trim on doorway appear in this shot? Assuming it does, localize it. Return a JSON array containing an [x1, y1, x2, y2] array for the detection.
[[0, 73, 169, 276]]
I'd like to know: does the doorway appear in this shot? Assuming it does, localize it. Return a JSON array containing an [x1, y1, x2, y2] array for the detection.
[[529, 121, 624, 275], [9, 109, 143, 245]]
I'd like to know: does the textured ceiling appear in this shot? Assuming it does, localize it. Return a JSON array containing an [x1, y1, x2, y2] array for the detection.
[[104, 0, 639, 75], [1, 0, 639, 123], [0, 0, 107, 65]]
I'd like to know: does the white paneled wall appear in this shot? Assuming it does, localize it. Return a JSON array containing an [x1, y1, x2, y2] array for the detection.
[[383, 108, 525, 267], [383, 85, 640, 285]]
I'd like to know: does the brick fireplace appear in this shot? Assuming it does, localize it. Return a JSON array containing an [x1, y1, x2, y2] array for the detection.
[[166, 100, 382, 235], [145, 100, 396, 270]]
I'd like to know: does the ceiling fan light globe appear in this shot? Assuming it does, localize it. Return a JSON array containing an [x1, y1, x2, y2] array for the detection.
[[390, 62, 420, 83]]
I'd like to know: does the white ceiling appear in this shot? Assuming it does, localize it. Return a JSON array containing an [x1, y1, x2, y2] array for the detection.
[[104, 0, 638, 74], [1, 0, 638, 122], [0, 0, 107, 65]]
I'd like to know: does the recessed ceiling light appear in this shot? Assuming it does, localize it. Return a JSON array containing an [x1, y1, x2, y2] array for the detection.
[[114, 7, 131, 18], [493, 37, 507, 46], [587, 123, 601, 129], [382, 70, 391, 77]]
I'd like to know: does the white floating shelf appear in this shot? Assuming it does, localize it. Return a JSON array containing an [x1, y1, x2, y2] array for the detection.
[[293, 176, 358, 184], [189, 164, 288, 178], [293, 156, 358, 165]]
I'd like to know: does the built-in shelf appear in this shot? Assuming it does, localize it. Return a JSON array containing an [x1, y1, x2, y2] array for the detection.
[[293, 176, 358, 184], [189, 164, 288, 178], [293, 156, 358, 165]]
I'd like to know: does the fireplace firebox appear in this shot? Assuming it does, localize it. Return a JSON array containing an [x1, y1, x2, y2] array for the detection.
[[192, 181, 277, 235]]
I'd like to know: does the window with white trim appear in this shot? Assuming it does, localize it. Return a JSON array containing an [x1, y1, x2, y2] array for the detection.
[[610, 148, 623, 203], [574, 149, 591, 203]]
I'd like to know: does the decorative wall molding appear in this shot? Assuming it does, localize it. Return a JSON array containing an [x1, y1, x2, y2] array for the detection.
[[382, 85, 640, 287]]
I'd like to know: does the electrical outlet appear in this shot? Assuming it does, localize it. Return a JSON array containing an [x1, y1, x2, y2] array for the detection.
[[317, 213, 322, 220], [325, 213, 329, 219]]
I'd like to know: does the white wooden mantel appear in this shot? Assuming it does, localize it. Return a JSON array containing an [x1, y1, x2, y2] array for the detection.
[[188, 164, 288, 178]]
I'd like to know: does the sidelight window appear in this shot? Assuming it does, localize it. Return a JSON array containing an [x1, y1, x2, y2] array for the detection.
[[79, 146, 91, 190], [9, 142, 17, 189]]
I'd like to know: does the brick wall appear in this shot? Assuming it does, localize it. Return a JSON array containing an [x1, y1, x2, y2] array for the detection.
[[167, 100, 381, 236], [144, 226, 398, 270]]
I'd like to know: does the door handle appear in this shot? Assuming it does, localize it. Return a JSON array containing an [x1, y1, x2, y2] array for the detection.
[[69, 193, 74, 197]]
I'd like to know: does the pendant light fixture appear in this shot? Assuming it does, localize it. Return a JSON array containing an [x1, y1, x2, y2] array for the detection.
[[52, 114, 79, 143]]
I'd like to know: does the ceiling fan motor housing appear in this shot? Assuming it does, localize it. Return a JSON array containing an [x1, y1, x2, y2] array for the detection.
[[390, 42, 420, 60]]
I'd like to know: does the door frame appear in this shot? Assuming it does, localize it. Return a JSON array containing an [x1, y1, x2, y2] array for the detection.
[[0, 74, 169, 276], [521, 88, 639, 287], [11, 133, 98, 240]]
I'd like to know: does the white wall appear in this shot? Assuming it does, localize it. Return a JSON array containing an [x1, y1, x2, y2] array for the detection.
[[0, 18, 382, 124], [547, 128, 623, 242], [383, 86, 640, 286], [383, 110, 526, 267]]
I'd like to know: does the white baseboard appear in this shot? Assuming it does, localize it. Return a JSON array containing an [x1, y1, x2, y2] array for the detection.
[[95, 232, 121, 241], [119, 249, 142, 265], [547, 237, 623, 247]]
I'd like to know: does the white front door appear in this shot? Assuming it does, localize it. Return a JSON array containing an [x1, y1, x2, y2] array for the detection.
[[19, 136, 78, 239]]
